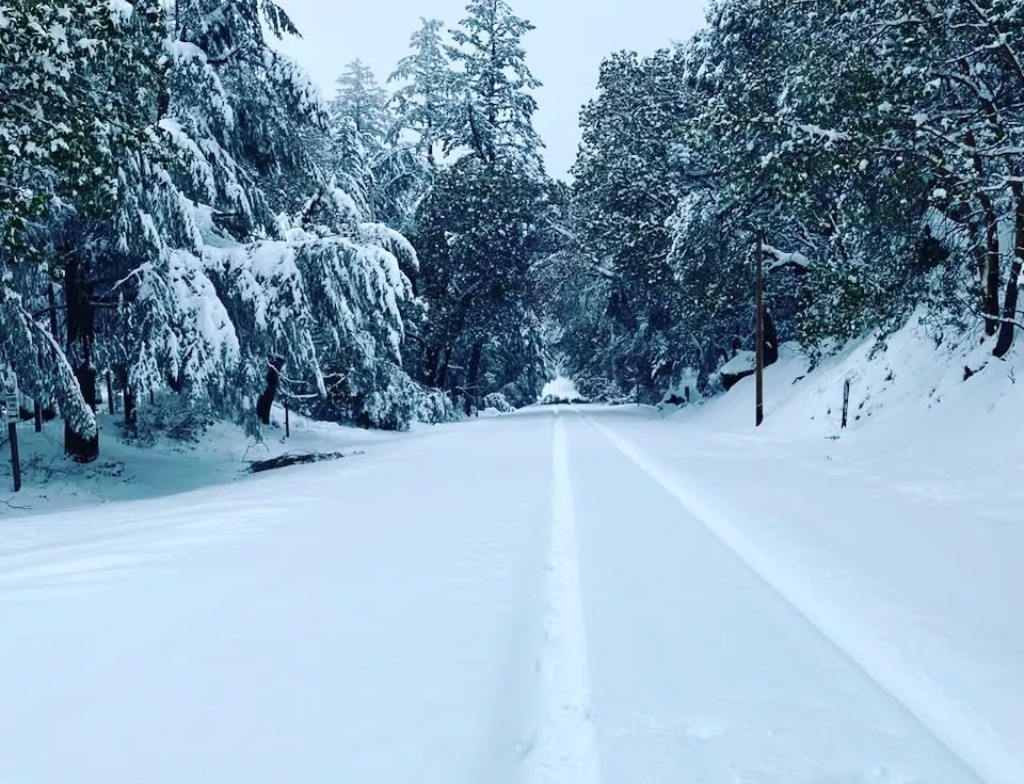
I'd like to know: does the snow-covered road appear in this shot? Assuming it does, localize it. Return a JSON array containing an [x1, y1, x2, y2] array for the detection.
[[0, 408, 1005, 783]]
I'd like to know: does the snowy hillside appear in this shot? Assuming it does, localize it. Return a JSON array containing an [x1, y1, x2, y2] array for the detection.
[[686, 310, 1024, 443]]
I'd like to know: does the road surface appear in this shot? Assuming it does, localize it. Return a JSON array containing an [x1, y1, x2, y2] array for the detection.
[[0, 407, 989, 783]]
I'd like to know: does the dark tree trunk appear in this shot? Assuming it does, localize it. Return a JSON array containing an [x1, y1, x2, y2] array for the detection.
[[256, 356, 285, 425], [763, 308, 779, 366], [435, 345, 452, 390], [63, 255, 99, 463], [464, 341, 484, 416], [106, 370, 115, 414], [979, 195, 1001, 335], [123, 388, 137, 436], [42, 283, 59, 422], [425, 346, 442, 387], [994, 187, 1024, 358], [48, 281, 58, 336], [968, 205, 986, 286]]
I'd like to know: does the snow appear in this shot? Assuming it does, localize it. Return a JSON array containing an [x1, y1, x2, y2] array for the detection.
[[0, 316, 1020, 784], [106, 0, 133, 23], [540, 376, 582, 401], [0, 403, 397, 518], [796, 123, 851, 143], [717, 348, 755, 376], [763, 243, 812, 270]]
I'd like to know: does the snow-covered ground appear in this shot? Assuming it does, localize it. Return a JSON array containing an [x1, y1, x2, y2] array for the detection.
[[0, 401, 402, 520], [1, 317, 1020, 784]]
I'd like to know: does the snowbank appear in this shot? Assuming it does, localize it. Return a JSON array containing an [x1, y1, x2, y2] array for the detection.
[[0, 401, 402, 521], [607, 312, 1024, 784]]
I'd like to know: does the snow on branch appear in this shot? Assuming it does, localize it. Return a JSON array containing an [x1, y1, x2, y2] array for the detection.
[[762, 244, 812, 273], [796, 124, 851, 144]]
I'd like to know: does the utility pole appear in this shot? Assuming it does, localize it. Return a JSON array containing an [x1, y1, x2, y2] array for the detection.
[[755, 230, 765, 427]]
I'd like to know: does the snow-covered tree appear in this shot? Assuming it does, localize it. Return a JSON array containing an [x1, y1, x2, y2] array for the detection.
[[446, 0, 543, 169], [411, 157, 551, 411], [0, 0, 437, 465], [0, 0, 174, 459], [389, 18, 452, 167], [566, 48, 700, 397], [329, 60, 427, 228]]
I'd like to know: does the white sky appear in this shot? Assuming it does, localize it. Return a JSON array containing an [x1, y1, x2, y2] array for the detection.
[[273, 0, 710, 180]]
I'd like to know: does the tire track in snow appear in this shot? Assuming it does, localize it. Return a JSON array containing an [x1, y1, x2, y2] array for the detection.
[[583, 411, 1013, 784], [520, 411, 603, 784]]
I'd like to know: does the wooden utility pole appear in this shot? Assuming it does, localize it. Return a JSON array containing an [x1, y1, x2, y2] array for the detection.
[[755, 230, 765, 427]]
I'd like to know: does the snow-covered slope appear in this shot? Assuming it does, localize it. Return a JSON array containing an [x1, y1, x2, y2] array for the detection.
[[686, 308, 1024, 444]]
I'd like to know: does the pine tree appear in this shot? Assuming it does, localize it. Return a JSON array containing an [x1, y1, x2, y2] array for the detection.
[[389, 18, 451, 167], [446, 0, 543, 169], [0, 0, 174, 459], [411, 157, 549, 411], [330, 60, 427, 228]]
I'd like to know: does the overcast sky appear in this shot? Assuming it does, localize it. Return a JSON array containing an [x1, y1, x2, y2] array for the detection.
[[273, 0, 710, 180]]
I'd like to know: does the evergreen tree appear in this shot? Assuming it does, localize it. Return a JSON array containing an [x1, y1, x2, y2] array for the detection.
[[1, 0, 434, 465], [330, 60, 427, 228], [1, 0, 172, 459], [389, 18, 451, 167], [411, 157, 550, 411], [567, 48, 697, 398], [446, 0, 543, 169]]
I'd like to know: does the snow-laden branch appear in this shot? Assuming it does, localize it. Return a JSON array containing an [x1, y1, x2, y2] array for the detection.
[[762, 244, 812, 273], [796, 124, 851, 144]]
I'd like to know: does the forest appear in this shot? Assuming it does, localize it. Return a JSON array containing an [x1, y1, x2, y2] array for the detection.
[[3, 0, 1024, 462]]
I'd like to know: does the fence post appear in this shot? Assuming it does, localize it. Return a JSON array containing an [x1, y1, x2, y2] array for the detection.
[[6, 385, 21, 492]]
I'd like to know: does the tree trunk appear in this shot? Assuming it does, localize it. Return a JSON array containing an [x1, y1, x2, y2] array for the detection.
[[763, 308, 779, 366], [117, 366, 137, 436], [63, 255, 99, 462], [123, 388, 137, 436], [256, 356, 285, 425], [435, 345, 452, 390], [979, 195, 1001, 335], [425, 346, 441, 387], [464, 341, 483, 416], [42, 283, 59, 422], [993, 187, 1024, 358]]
